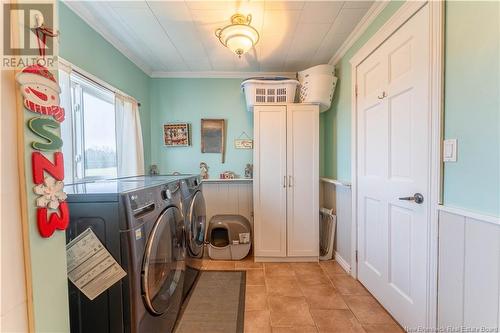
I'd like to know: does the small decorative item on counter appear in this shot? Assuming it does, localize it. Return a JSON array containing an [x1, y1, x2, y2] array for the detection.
[[220, 171, 236, 179], [244, 164, 253, 179], [200, 162, 209, 179], [149, 164, 159, 175]]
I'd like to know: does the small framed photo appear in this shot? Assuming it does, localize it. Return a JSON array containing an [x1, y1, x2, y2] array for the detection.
[[163, 123, 190, 147]]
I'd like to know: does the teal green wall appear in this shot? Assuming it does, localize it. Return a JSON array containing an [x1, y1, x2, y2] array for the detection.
[[321, 1, 404, 181], [150, 78, 253, 177], [58, 2, 151, 168], [443, 1, 499, 216], [322, 1, 499, 216]]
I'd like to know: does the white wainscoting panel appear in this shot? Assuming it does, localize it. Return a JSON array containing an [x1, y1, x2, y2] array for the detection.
[[438, 209, 500, 330], [320, 180, 352, 271], [202, 181, 253, 227]]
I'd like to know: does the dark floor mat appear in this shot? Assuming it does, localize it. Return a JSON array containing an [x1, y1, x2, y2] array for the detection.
[[175, 271, 246, 333]]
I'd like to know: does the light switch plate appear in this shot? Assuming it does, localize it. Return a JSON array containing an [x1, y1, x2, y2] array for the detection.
[[443, 139, 457, 162]]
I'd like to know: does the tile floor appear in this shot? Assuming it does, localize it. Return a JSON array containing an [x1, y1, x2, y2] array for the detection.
[[200, 257, 404, 333]]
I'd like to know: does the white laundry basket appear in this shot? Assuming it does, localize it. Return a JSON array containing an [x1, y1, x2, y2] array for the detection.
[[319, 207, 337, 261], [241, 78, 299, 112], [298, 64, 338, 112]]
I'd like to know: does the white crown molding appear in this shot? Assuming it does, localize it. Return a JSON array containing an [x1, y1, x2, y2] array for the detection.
[[63, 1, 154, 77], [150, 71, 297, 79], [328, 1, 390, 67]]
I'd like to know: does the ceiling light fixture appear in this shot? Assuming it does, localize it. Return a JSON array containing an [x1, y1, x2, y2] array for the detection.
[[215, 13, 259, 58]]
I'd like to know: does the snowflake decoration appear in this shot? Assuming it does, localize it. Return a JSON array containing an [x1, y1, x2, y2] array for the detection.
[[33, 177, 67, 209]]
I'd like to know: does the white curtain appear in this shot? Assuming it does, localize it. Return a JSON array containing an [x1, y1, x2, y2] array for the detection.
[[116, 94, 145, 177], [58, 63, 75, 183]]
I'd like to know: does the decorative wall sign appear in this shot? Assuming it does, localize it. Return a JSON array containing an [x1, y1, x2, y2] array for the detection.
[[235, 139, 253, 149], [201, 119, 226, 163], [17, 64, 69, 238], [28, 117, 63, 151], [234, 131, 253, 149], [16, 64, 65, 122], [163, 123, 190, 147]]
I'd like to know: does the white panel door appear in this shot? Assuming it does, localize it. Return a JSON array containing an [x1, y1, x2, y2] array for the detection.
[[356, 5, 430, 328], [253, 105, 287, 257], [287, 105, 319, 257]]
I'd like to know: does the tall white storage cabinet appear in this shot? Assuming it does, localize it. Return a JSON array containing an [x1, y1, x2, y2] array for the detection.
[[253, 104, 319, 261]]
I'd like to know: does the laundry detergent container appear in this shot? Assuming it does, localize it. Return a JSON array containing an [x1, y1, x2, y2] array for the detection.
[[207, 215, 251, 260]]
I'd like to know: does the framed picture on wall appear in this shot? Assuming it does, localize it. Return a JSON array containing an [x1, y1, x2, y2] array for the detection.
[[163, 123, 191, 147], [201, 119, 226, 163]]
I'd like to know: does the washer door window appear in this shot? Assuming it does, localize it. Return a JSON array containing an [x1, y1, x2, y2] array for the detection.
[[187, 191, 206, 258], [142, 206, 184, 315]]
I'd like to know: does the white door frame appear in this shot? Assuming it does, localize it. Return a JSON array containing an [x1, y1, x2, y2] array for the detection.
[[349, 1, 444, 328]]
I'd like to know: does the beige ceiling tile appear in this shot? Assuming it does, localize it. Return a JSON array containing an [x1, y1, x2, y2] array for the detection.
[[264, 1, 305, 11], [262, 9, 301, 33], [282, 59, 310, 72], [185, 1, 232, 11], [343, 0, 374, 9], [300, 1, 344, 24], [158, 21, 207, 57], [210, 58, 238, 71], [107, 1, 148, 9], [234, 55, 261, 72], [68, 1, 373, 74], [286, 22, 331, 61], [311, 32, 348, 65], [184, 58, 213, 71], [189, 9, 233, 25], [259, 33, 293, 62], [112, 7, 187, 70], [146, 1, 192, 22], [231, 1, 265, 22], [330, 7, 370, 35]]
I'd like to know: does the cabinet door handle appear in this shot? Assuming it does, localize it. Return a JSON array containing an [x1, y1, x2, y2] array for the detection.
[[283, 176, 287, 188], [288, 176, 292, 187]]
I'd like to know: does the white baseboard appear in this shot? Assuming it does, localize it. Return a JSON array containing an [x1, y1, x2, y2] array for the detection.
[[254, 256, 319, 263], [334, 252, 351, 274]]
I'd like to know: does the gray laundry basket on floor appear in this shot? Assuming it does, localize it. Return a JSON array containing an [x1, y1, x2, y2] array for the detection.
[[207, 215, 251, 260]]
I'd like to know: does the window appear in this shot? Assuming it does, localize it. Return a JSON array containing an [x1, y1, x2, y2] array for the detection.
[[66, 73, 117, 181], [60, 63, 144, 184]]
